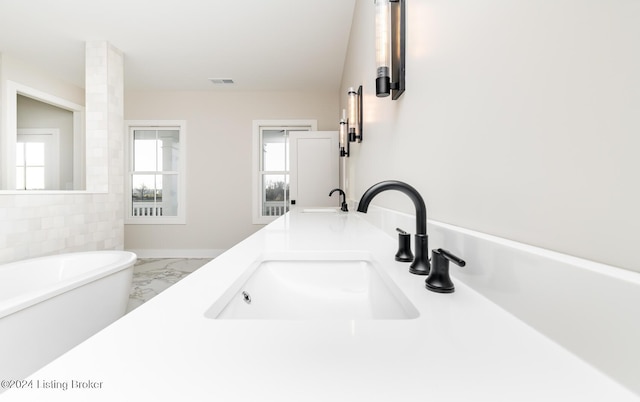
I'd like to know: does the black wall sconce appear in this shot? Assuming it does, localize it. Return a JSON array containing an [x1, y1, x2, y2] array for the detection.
[[339, 111, 349, 157], [375, 0, 405, 100], [348, 86, 363, 143], [340, 85, 364, 158]]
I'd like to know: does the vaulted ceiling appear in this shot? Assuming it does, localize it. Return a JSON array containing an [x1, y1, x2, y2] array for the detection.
[[0, 0, 356, 91]]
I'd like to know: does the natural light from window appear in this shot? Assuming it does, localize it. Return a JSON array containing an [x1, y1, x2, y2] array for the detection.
[[16, 142, 45, 190], [125, 121, 186, 225]]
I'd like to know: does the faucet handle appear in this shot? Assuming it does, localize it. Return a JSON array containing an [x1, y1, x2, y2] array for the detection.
[[394, 228, 414, 262], [425, 248, 465, 293], [438, 248, 466, 267]]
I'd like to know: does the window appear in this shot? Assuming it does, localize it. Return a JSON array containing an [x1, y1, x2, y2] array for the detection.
[[252, 120, 317, 224], [16, 142, 45, 190], [125, 121, 186, 224], [15, 129, 60, 190]]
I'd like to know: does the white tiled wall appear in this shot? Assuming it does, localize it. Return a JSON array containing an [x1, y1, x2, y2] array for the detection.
[[0, 41, 124, 264]]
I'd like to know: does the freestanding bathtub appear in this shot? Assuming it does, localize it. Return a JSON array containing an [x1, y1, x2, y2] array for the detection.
[[0, 251, 136, 387]]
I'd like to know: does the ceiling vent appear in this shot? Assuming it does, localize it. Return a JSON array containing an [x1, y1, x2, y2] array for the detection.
[[209, 78, 235, 85]]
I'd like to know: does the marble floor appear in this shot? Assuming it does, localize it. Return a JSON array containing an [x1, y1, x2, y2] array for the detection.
[[126, 258, 211, 313]]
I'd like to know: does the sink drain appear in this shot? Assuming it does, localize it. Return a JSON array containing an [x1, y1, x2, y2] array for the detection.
[[242, 291, 251, 304]]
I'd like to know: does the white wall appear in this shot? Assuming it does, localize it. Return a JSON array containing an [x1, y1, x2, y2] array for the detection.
[[341, 0, 640, 272], [0, 43, 125, 264], [124, 90, 338, 255]]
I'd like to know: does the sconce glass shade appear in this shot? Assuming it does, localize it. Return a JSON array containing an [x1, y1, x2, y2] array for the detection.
[[347, 86, 363, 143], [375, 0, 405, 99], [375, 0, 392, 96], [339, 120, 348, 157], [339, 109, 349, 157], [339, 109, 348, 148], [348, 87, 357, 133]]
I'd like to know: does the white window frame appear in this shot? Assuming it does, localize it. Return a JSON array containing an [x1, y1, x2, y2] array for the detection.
[[125, 120, 187, 225], [252, 119, 317, 224]]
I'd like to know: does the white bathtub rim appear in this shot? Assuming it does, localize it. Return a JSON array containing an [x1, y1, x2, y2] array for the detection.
[[0, 251, 136, 319]]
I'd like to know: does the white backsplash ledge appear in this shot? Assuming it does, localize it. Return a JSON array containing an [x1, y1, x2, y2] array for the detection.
[[356, 204, 640, 396]]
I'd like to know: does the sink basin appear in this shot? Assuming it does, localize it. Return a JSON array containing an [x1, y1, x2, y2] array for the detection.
[[205, 252, 419, 320], [301, 208, 338, 213]]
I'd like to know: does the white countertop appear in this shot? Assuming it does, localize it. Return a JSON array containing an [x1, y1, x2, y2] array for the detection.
[[3, 209, 638, 401]]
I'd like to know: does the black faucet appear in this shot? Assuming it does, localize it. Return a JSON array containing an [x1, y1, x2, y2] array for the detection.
[[357, 180, 430, 275], [329, 188, 349, 212]]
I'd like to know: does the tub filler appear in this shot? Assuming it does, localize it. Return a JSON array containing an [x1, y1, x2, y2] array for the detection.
[[0, 251, 136, 387]]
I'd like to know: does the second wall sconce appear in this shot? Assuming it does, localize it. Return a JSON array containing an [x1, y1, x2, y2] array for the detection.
[[348, 86, 363, 143], [339, 110, 349, 157], [375, 0, 405, 100], [339, 85, 363, 157]]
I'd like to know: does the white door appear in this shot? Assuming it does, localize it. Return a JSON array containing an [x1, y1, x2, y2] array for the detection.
[[289, 131, 339, 208]]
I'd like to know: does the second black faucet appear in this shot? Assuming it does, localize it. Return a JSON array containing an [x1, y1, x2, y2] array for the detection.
[[329, 188, 349, 212]]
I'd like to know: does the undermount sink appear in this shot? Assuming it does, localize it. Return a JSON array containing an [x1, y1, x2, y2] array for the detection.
[[301, 208, 339, 213], [205, 251, 419, 320]]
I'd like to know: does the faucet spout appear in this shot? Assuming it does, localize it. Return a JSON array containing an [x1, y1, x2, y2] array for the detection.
[[329, 188, 348, 212], [356, 181, 427, 234], [357, 180, 430, 275]]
